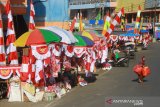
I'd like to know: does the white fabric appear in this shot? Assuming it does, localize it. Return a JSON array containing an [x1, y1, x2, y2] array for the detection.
[[8, 82, 22, 102], [108, 28, 112, 34], [49, 44, 62, 57], [6, 28, 15, 36], [0, 28, 3, 37], [101, 46, 108, 63], [112, 20, 118, 26], [35, 60, 43, 83], [21, 64, 29, 73], [106, 16, 111, 21], [117, 11, 122, 17], [6, 43, 17, 54], [10, 59, 18, 65]]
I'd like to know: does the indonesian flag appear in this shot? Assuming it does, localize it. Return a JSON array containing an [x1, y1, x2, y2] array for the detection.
[[5, 1, 18, 64], [102, 12, 111, 36], [70, 16, 76, 32], [0, 11, 6, 65], [105, 7, 124, 40], [134, 5, 141, 34], [29, 0, 35, 31]]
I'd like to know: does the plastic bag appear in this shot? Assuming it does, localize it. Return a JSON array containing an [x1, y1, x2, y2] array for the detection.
[[133, 64, 143, 75], [142, 66, 151, 77]]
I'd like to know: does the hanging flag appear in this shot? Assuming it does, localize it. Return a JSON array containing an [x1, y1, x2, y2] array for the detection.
[[29, 0, 35, 31], [6, 1, 18, 64], [95, 9, 101, 25], [134, 5, 141, 34], [102, 12, 111, 36], [79, 12, 83, 31], [70, 16, 76, 32], [121, 14, 125, 31], [0, 11, 6, 65], [105, 7, 124, 40]]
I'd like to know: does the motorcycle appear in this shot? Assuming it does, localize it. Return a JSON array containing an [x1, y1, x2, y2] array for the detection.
[[108, 51, 129, 67]]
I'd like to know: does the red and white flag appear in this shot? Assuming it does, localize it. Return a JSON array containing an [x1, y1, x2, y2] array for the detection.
[[70, 16, 76, 32], [0, 11, 6, 65], [105, 7, 124, 40], [6, 1, 18, 64], [29, 0, 35, 31]]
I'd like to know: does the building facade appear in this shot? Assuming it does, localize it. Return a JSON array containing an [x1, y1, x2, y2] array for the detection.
[[69, 0, 117, 19], [116, 0, 160, 24], [24, 0, 70, 29]]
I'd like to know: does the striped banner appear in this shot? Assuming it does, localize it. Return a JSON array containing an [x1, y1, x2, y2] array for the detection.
[[29, 0, 35, 31], [134, 5, 141, 34], [5, 1, 18, 64], [104, 7, 124, 40], [102, 12, 111, 36]]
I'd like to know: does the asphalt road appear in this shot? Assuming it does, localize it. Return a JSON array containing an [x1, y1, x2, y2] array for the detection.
[[1, 42, 160, 107]]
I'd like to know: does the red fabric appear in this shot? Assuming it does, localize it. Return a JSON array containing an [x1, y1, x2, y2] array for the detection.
[[0, 37, 4, 45], [6, 34, 16, 46], [20, 56, 29, 81], [70, 17, 76, 32], [29, 23, 35, 30], [5, 1, 11, 14], [142, 66, 151, 77], [0, 54, 5, 62], [8, 51, 18, 62], [133, 64, 143, 75]]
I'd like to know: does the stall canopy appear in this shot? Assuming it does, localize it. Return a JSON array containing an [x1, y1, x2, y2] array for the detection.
[[74, 34, 94, 47], [14, 29, 62, 47], [42, 26, 78, 44]]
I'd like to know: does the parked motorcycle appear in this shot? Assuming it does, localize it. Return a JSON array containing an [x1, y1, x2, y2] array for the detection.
[[108, 51, 129, 67]]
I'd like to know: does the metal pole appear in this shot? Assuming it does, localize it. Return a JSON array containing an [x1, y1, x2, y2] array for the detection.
[[153, 0, 157, 42]]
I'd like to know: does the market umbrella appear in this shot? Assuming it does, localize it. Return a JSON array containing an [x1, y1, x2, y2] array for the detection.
[[14, 29, 62, 47], [42, 26, 78, 44], [74, 34, 94, 47], [81, 31, 100, 41], [89, 30, 104, 38]]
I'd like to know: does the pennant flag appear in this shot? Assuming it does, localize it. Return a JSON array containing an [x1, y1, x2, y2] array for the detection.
[[105, 7, 124, 40], [70, 16, 76, 32], [95, 9, 101, 25], [121, 14, 125, 31], [79, 12, 83, 31], [102, 12, 111, 36], [0, 11, 6, 65], [6, 1, 18, 64], [134, 5, 141, 34], [29, 0, 35, 31]]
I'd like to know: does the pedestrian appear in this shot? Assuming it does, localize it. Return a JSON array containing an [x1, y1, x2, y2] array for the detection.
[[138, 56, 145, 83]]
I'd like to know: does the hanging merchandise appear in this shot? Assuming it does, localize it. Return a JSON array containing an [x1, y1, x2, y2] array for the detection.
[[49, 44, 62, 57], [74, 47, 86, 58], [5, 1, 18, 64], [0, 11, 6, 65], [29, 0, 35, 31], [31, 45, 51, 83], [50, 53, 60, 77], [110, 35, 118, 42], [63, 44, 74, 58]]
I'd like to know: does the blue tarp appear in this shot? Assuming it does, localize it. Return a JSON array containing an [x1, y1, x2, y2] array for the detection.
[[119, 33, 140, 37], [89, 20, 104, 25], [127, 30, 149, 34]]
